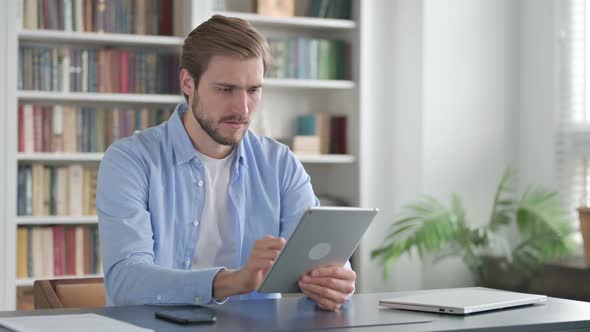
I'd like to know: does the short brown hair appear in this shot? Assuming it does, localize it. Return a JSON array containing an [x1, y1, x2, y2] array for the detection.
[[181, 15, 271, 100]]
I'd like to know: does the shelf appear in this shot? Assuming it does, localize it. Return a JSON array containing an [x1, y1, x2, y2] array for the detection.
[[295, 154, 356, 164], [18, 153, 355, 164], [16, 216, 98, 226], [17, 91, 184, 105], [18, 153, 103, 162], [15, 274, 103, 287], [213, 11, 356, 30], [264, 79, 355, 89], [18, 29, 184, 47]]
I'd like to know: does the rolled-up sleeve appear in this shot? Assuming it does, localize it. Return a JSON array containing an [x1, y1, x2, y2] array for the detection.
[[277, 146, 320, 239], [97, 141, 222, 306]]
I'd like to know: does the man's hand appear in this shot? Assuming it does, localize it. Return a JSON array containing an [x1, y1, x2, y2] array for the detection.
[[298, 265, 356, 311], [213, 236, 285, 300]]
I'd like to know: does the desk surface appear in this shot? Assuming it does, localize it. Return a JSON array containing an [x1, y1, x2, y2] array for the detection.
[[1, 289, 590, 332]]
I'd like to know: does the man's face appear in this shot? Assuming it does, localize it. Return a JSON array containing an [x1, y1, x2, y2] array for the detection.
[[191, 56, 263, 146]]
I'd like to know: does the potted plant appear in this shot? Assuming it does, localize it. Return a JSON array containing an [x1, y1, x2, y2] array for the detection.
[[371, 168, 576, 287]]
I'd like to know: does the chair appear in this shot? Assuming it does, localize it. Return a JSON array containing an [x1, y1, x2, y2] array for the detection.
[[33, 277, 105, 309]]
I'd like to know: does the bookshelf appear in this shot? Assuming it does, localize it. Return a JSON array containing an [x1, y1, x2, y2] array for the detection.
[[17, 91, 184, 105], [264, 78, 355, 89], [18, 29, 185, 47], [16, 216, 98, 226], [1, 0, 364, 310]]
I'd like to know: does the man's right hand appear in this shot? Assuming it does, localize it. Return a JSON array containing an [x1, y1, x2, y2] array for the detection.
[[213, 236, 286, 300]]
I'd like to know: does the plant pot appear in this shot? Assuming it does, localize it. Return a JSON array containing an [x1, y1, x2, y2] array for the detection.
[[479, 256, 530, 292], [577, 207, 590, 266]]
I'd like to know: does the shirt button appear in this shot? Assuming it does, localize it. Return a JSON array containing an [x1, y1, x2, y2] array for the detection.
[[184, 259, 190, 268], [198, 180, 204, 187], [195, 297, 200, 304], [193, 220, 199, 227]]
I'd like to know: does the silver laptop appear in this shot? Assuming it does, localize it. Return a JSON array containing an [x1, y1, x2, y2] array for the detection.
[[258, 206, 378, 293], [379, 287, 547, 315]]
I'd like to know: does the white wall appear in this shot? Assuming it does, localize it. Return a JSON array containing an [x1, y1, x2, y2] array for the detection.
[[420, 0, 519, 288], [358, 0, 425, 292], [359, 0, 525, 291], [518, 0, 558, 190]]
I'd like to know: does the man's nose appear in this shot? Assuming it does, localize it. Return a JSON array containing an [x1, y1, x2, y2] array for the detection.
[[233, 90, 249, 115]]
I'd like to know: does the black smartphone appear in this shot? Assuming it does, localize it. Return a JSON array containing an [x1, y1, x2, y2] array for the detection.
[[155, 308, 217, 325]]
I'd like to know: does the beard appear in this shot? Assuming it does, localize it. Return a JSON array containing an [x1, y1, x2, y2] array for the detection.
[[191, 96, 249, 146]]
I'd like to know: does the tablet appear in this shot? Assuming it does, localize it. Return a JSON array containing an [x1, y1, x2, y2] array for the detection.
[[258, 206, 378, 293]]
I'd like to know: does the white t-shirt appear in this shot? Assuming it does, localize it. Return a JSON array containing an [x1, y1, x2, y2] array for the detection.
[[192, 148, 238, 270]]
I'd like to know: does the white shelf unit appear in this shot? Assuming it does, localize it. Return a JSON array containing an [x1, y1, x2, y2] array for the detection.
[[1, 0, 365, 310], [3, 1, 192, 311]]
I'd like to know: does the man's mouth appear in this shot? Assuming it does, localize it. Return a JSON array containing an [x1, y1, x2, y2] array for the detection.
[[222, 120, 247, 129]]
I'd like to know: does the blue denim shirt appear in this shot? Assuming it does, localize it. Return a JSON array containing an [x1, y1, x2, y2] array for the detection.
[[96, 103, 320, 305]]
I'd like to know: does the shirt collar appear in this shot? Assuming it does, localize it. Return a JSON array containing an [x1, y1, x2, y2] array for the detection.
[[168, 103, 248, 169]]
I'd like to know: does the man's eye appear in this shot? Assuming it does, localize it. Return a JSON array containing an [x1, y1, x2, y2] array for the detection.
[[248, 88, 260, 94], [219, 87, 232, 93]]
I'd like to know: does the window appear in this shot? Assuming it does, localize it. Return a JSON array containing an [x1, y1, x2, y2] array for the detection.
[[558, 0, 587, 242]]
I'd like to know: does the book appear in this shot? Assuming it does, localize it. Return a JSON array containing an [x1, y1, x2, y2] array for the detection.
[[257, 0, 294, 17], [75, 226, 85, 275], [31, 164, 45, 217], [330, 116, 347, 154], [41, 227, 54, 277], [53, 225, 66, 276], [65, 226, 77, 275], [295, 113, 331, 154], [30, 227, 43, 277], [16, 228, 28, 278], [293, 136, 320, 155]]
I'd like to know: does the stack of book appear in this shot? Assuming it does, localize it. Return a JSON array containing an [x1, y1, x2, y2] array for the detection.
[[292, 113, 347, 155], [16, 225, 102, 278], [256, 0, 294, 17], [307, 0, 352, 19], [17, 164, 98, 217], [21, 0, 174, 35], [267, 37, 350, 80], [18, 104, 172, 153], [18, 46, 180, 94]]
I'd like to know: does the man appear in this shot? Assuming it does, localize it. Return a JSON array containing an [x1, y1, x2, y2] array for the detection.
[[97, 15, 355, 311]]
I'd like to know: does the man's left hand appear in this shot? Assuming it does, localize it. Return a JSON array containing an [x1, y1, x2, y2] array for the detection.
[[298, 266, 356, 311]]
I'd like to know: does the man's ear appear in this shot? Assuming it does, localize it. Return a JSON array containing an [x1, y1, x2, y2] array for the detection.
[[180, 68, 195, 100]]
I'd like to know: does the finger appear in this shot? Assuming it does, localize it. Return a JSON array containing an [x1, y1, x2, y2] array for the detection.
[[299, 283, 341, 311], [300, 276, 354, 295], [298, 280, 348, 305], [247, 258, 274, 271], [255, 237, 286, 250], [250, 249, 282, 260], [310, 266, 356, 281]]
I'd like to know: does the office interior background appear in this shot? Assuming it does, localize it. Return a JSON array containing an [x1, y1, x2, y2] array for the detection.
[[0, 0, 589, 311]]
